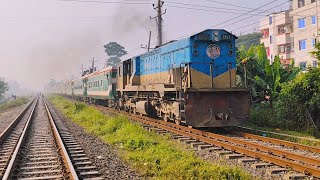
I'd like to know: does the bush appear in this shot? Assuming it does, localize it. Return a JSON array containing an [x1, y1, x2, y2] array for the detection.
[[0, 97, 29, 112], [276, 68, 320, 131]]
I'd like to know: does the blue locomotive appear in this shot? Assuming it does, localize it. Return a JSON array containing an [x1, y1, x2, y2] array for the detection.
[[117, 29, 250, 127]]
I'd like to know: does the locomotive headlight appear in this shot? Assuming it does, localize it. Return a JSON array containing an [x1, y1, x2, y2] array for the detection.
[[228, 50, 234, 56], [228, 43, 233, 48], [193, 50, 199, 56]]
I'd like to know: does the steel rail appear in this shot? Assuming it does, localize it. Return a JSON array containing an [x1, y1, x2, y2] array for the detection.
[[130, 115, 320, 177], [99, 106, 320, 178], [182, 128, 320, 167], [43, 98, 79, 180], [2, 98, 38, 180], [0, 98, 35, 142], [235, 132, 320, 153]]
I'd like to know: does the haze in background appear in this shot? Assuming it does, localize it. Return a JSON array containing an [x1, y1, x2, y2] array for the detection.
[[0, 0, 289, 91]]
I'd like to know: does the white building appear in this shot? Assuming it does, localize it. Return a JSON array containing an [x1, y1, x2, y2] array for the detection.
[[260, 0, 319, 69]]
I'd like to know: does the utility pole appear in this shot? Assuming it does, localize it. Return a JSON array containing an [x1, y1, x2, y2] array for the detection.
[[80, 64, 84, 76], [140, 31, 154, 52], [150, 0, 166, 46], [89, 57, 96, 73], [148, 30, 152, 52]]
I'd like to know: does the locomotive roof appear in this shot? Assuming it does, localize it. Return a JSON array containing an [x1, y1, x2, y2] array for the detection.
[[121, 29, 236, 62]]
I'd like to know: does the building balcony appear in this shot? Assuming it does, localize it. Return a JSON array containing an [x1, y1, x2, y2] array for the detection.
[[276, 33, 291, 45], [260, 38, 270, 46], [279, 53, 291, 60]]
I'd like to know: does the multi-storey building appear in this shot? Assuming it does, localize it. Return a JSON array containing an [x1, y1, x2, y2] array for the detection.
[[260, 10, 292, 65], [260, 0, 319, 69]]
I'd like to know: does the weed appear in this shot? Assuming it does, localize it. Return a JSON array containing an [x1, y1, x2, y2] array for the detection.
[[0, 97, 29, 112]]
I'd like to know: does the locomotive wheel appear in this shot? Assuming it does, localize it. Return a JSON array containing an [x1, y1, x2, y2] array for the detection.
[[163, 115, 169, 122], [175, 119, 181, 125]]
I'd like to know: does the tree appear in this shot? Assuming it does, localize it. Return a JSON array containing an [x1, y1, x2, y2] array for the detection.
[[310, 42, 320, 62], [236, 44, 299, 106], [236, 32, 261, 50], [104, 42, 127, 67], [277, 68, 320, 131], [0, 79, 9, 100]]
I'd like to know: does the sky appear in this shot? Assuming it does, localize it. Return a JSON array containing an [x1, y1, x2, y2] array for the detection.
[[0, 0, 290, 91]]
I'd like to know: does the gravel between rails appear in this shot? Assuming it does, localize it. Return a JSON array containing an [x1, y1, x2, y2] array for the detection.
[[0, 103, 28, 134], [49, 102, 140, 179]]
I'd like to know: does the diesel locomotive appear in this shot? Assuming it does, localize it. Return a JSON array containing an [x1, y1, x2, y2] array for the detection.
[[49, 29, 250, 128]]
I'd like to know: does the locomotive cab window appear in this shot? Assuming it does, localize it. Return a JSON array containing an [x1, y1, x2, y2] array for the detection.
[[118, 66, 122, 77]]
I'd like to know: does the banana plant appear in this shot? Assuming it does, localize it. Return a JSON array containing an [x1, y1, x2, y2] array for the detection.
[[237, 44, 299, 106]]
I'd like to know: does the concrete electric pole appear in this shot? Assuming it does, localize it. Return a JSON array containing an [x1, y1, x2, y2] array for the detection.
[[151, 0, 166, 46]]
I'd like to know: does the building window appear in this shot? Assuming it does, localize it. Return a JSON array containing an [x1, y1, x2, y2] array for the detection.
[[299, 39, 306, 50], [261, 29, 269, 38], [313, 60, 318, 67], [269, 16, 273, 25], [300, 61, 307, 70], [279, 46, 285, 53], [312, 16, 316, 25], [312, 38, 316, 47], [298, 18, 306, 28], [270, 35, 273, 44], [298, 0, 305, 8]]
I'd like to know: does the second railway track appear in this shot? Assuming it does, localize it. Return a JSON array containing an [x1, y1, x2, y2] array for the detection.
[[90, 103, 320, 179], [0, 97, 103, 179]]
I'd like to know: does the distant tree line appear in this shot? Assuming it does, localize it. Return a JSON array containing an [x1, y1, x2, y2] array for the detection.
[[0, 79, 9, 101], [236, 32, 261, 50]]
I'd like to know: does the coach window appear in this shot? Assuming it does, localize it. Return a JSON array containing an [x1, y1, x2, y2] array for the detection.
[[118, 66, 121, 76], [101, 80, 103, 87]]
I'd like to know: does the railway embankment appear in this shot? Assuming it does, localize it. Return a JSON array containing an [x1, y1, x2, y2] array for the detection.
[[49, 96, 252, 179], [0, 97, 29, 112]]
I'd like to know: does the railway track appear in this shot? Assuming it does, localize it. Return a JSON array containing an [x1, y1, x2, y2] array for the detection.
[[0, 97, 103, 179], [92, 104, 320, 179]]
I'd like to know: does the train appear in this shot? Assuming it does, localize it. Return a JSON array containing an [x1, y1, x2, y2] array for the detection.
[[48, 29, 250, 128]]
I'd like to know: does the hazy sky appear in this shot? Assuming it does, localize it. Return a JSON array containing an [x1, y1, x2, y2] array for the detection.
[[0, 0, 289, 91]]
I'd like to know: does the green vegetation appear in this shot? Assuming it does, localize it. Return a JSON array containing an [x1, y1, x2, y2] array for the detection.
[[0, 97, 29, 112], [237, 43, 320, 138], [237, 44, 299, 105], [245, 124, 320, 148], [104, 42, 127, 67], [235, 32, 261, 50], [50, 96, 251, 180], [0, 79, 9, 101]]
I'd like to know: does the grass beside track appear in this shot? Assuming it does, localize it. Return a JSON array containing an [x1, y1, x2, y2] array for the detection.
[[0, 97, 29, 112], [245, 124, 320, 148], [50, 96, 252, 180]]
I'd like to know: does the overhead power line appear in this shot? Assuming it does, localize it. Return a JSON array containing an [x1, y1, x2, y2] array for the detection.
[[235, 2, 319, 36], [164, 5, 269, 16], [202, 0, 266, 11], [164, 1, 270, 14], [218, 0, 287, 29], [58, 0, 152, 5], [175, 0, 284, 40]]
